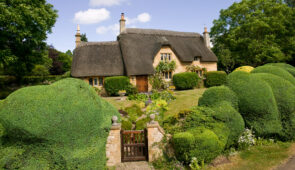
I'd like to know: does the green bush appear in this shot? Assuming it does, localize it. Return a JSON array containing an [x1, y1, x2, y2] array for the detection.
[[128, 93, 149, 102], [31, 65, 50, 76], [205, 71, 227, 87], [0, 76, 17, 87], [265, 63, 295, 77], [135, 117, 150, 130], [172, 72, 199, 90], [0, 123, 4, 138], [227, 71, 282, 137], [198, 86, 239, 110], [252, 73, 295, 140], [121, 119, 133, 130], [0, 78, 120, 169], [173, 132, 195, 163], [104, 76, 130, 96], [251, 65, 295, 86], [125, 104, 144, 122]]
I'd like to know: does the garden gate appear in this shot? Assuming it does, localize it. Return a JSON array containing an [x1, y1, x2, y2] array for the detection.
[[121, 129, 148, 162]]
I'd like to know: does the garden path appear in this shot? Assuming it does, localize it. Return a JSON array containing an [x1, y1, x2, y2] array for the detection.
[[116, 161, 154, 170], [276, 155, 295, 170]]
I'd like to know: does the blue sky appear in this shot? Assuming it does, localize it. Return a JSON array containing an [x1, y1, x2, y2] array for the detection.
[[46, 0, 239, 52]]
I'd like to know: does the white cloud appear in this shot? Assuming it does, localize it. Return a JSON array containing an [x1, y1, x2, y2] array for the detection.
[[89, 0, 126, 7], [96, 24, 120, 35], [126, 13, 151, 25], [74, 8, 110, 24]]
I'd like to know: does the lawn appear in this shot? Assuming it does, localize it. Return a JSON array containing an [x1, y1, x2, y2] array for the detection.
[[103, 88, 206, 116], [208, 142, 295, 170]]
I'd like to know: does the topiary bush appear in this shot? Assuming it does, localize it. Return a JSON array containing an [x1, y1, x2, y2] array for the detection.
[[251, 73, 295, 140], [227, 71, 282, 137], [233, 66, 254, 73], [265, 63, 295, 77], [205, 71, 227, 87], [172, 72, 199, 90], [251, 65, 295, 86], [198, 86, 239, 110], [104, 76, 131, 96], [0, 78, 120, 169]]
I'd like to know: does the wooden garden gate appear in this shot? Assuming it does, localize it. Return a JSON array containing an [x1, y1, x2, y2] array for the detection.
[[121, 129, 148, 162]]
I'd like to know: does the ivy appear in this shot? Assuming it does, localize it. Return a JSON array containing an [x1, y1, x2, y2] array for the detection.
[[155, 61, 176, 73]]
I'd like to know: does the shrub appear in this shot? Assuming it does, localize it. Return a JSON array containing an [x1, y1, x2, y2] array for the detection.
[[265, 63, 295, 77], [0, 78, 120, 169], [205, 71, 227, 87], [227, 71, 282, 137], [0, 123, 5, 138], [252, 73, 295, 140], [104, 76, 130, 96], [135, 117, 150, 130], [233, 66, 254, 73], [121, 119, 132, 130], [125, 104, 144, 122], [198, 86, 239, 110], [251, 65, 295, 86], [128, 93, 149, 102], [150, 90, 176, 103], [173, 132, 195, 163], [31, 65, 50, 76], [172, 72, 199, 90]]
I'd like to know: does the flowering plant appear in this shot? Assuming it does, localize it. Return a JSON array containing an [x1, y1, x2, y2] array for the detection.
[[238, 128, 256, 150]]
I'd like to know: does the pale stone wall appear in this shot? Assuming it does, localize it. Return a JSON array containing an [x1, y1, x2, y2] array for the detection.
[[106, 124, 121, 166], [153, 46, 217, 80], [147, 122, 165, 162], [129, 76, 136, 86]]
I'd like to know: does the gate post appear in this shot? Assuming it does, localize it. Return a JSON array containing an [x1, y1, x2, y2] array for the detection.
[[106, 116, 121, 166], [146, 114, 165, 162]]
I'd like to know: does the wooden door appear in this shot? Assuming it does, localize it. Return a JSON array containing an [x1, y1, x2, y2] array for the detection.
[[136, 76, 148, 92]]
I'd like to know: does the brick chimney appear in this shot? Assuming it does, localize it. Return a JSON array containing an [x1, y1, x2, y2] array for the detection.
[[203, 27, 211, 49], [119, 13, 126, 33], [75, 24, 81, 48]]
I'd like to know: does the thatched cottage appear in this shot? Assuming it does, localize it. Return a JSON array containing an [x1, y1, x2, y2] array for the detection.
[[71, 13, 218, 92]]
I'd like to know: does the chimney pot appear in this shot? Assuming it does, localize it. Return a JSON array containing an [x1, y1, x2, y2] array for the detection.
[[119, 13, 126, 33]]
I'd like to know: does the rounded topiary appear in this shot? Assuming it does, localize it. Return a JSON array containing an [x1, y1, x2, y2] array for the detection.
[[205, 71, 227, 87], [233, 66, 254, 73], [104, 76, 131, 96], [252, 73, 295, 140], [227, 71, 282, 137], [251, 65, 295, 86], [172, 72, 199, 90], [0, 123, 5, 138], [265, 63, 295, 77], [198, 86, 239, 110], [0, 78, 120, 169], [173, 132, 195, 163]]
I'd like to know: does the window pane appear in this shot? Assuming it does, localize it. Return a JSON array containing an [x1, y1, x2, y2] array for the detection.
[[94, 78, 98, 85], [168, 54, 171, 60], [165, 72, 168, 79], [89, 78, 93, 86], [161, 54, 163, 60], [169, 72, 172, 79], [99, 77, 103, 86]]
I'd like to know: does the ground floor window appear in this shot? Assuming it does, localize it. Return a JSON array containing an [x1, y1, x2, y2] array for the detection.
[[89, 78, 93, 86], [94, 78, 98, 86], [99, 77, 103, 86], [163, 71, 172, 80], [88, 77, 104, 86], [196, 70, 203, 77]]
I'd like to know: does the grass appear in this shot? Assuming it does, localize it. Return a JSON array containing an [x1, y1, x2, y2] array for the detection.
[[208, 142, 294, 170], [104, 97, 138, 110]]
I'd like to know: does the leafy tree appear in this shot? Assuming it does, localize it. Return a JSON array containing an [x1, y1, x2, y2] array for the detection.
[[210, 0, 295, 71], [81, 33, 88, 42], [285, 0, 295, 7], [65, 50, 73, 57], [0, 0, 58, 76], [48, 46, 72, 75]]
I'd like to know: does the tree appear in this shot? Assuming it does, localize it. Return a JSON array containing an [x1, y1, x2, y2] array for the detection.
[[285, 0, 295, 7], [48, 46, 72, 75], [210, 0, 295, 71], [65, 50, 73, 57], [0, 0, 58, 76], [81, 33, 88, 42]]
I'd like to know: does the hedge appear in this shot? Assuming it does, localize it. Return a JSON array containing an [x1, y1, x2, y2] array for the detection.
[[172, 72, 199, 90], [198, 86, 239, 110], [233, 66, 254, 73], [205, 71, 227, 87], [227, 71, 282, 137], [252, 73, 295, 140], [104, 76, 130, 96], [251, 65, 295, 86], [265, 63, 295, 77], [0, 78, 120, 169]]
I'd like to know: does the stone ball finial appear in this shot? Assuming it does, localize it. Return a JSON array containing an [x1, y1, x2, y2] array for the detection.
[[150, 114, 156, 124], [112, 116, 118, 126]]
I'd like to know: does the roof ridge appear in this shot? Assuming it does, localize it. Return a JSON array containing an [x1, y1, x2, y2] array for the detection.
[[78, 41, 118, 48], [122, 28, 201, 38]]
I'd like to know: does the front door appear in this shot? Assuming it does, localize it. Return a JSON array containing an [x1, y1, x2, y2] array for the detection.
[[136, 76, 148, 92]]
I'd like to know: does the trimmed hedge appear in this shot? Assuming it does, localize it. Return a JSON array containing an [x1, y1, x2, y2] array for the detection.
[[252, 73, 295, 140], [104, 76, 130, 96], [172, 72, 199, 90], [0, 78, 120, 169], [198, 86, 239, 110], [227, 71, 282, 137], [234, 66, 254, 73], [251, 65, 295, 86], [265, 63, 295, 77], [205, 71, 227, 87]]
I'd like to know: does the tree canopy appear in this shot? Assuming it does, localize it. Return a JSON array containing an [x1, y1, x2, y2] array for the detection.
[[210, 0, 295, 72], [81, 33, 88, 42], [0, 0, 58, 76]]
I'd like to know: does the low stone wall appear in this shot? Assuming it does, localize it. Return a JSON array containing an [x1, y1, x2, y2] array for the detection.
[[106, 122, 121, 166], [147, 121, 165, 162]]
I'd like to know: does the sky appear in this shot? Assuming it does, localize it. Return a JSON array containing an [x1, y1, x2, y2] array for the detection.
[[46, 0, 239, 52]]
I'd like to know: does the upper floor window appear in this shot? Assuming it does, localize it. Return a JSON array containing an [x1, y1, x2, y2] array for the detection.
[[161, 53, 171, 62], [194, 56, 200, 61]]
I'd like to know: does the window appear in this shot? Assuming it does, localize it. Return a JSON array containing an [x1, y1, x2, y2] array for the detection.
[[168, 54, 171, 61], [194, 56, 200, 61], [161, 54, 163, 61], [164, 71, 172, 80], [99, 77, 103, 86], [161, 53, 171, 61], [94, 78, 98, 86], [89, 78, 93, 86]]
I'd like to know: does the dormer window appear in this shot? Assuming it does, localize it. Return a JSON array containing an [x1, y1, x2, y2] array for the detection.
[[194, 56, 200, 61], [161, 53, 171, 62]]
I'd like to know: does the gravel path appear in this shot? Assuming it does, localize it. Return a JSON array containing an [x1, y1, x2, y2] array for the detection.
[[276, 156, 295, 170], [116, 161, 154, 170]]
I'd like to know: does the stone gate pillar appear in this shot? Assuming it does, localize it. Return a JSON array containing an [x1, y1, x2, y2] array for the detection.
[[147, 114, 165, 162], [106, 116, 121, 166]]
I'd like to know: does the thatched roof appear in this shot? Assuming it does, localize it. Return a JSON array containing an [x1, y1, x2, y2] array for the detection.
[[71, 41, 124, 77], [71, 28, 218, 77], [119, 28, 217, 75]]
